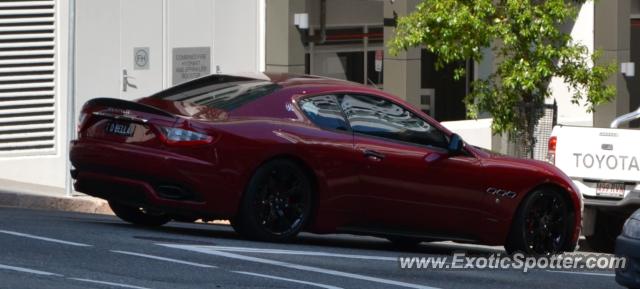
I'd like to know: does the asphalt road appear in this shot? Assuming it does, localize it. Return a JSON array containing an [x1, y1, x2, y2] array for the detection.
[[0, 207, 623, 289]]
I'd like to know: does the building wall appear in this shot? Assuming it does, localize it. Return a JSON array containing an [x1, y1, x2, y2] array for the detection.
[[307, 0, 382, 28], [549, 1, 595, 127], [594, 0, 632, 127], [265, 0, 306, 73], [213, 1, 263, 74], [0, 0, 70, 192], [0, 0, 264, 194]]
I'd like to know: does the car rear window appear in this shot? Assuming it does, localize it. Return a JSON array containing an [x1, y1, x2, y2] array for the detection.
[[151, 76, 281, 111]]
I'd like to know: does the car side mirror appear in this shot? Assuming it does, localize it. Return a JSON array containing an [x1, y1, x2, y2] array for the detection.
[[447, 133, 463, 155]]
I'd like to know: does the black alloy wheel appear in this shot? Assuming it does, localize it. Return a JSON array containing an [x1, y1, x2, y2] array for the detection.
[[506, 189, 573, 255], [232, 159, 313, 242]]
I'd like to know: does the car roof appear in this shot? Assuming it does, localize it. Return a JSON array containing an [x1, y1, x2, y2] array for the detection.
[[258, 72, 366, 88], [235, 72, 397, 100], [150, 72, 369, 100]]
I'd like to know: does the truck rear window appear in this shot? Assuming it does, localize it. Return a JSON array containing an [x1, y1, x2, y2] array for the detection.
[[151, 75, 281, 111]]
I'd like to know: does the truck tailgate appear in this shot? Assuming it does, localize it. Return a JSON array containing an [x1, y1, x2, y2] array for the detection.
[[555, 126, 640, 183]]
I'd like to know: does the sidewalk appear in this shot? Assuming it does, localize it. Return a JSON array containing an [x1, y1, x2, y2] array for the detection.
[[0, 178, 113, 215]]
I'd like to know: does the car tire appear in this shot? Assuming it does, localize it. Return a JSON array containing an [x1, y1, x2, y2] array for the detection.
[[232, 159, 313, 242], [585, 212, 625, 253], [109, 201, 171, 227], [505, 188, 574, 255]]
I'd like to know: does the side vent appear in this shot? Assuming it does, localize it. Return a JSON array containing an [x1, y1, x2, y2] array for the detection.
[[0, 0, 56, 154]]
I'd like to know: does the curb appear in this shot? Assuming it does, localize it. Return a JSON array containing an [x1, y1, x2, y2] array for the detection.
[[0, 190, 113, 215]]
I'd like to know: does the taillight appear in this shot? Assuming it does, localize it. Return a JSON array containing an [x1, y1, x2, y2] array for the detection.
[[547, 136, 557, 164], [159, 127, 213, 146]]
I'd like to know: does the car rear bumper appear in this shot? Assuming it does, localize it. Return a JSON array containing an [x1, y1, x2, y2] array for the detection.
[[616, 235, 640, 288], [70, 139, 236, 217]]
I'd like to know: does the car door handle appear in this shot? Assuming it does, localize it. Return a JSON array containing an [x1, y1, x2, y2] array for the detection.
[[363, 149, 385, 161]]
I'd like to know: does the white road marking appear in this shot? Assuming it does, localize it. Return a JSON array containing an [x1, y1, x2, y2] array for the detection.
[[68, 278, 151, 289], [545, 270, 615, 277], [0, 263, 63, 277], [234, 270, 344, 289], [159, 244, 441, 289], [111, 250, 217, 268], [0, 230, 91, 247], [195, 245, 397, 261]]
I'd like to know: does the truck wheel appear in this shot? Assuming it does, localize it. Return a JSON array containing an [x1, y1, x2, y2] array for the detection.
[[585, 212, 625, 253], [505, 189, 573, 255], [109, 201, 171, 227], [232, 159, 313, 242]]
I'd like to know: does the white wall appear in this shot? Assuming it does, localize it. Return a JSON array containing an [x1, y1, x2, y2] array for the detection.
[[75, 0, 120, 113], [0, 0, 264, 194], [441, 118, 493, 150], [548, 1, 594, 126], [167, 0, 215, 84], [213, 0, 262, 74], [0, 0, 71, 192]]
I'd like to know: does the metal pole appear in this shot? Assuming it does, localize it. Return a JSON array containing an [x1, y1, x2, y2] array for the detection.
[[363, 25, 368, 85], [465, 59, 470, 96], [309, 28, 314, 74]]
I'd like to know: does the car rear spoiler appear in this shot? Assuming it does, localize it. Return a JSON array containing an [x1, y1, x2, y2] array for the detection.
[[85, 98, 176, 119]]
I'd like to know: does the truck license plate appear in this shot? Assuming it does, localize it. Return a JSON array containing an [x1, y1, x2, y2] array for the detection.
[[596, 182, 625, 199]]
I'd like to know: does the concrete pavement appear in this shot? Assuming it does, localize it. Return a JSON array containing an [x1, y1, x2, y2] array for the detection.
[[0, 178, 112, 215], [0, 207, 623, 289]]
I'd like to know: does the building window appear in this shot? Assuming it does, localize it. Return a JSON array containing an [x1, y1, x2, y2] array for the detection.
[[420, 50, 472, 122], [304, 26, 384, 87]]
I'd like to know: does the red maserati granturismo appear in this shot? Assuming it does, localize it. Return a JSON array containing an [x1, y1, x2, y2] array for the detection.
[[70, 73, 582, 254]]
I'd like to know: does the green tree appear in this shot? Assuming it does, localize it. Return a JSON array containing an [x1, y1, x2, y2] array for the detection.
[[389, 0, 616, 156]]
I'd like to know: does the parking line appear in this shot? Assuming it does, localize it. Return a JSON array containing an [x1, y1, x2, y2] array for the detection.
[[0, 230, 91, 247], [111, 250, 217, 268], [545, 270, 615, 277], [0, 263, 152, 289], [68, 278, 151, 289], [195, 245, 397, 261], [0, 263, 63, 277], [233, 271, 343, 289], [160, 244, 441, 289]]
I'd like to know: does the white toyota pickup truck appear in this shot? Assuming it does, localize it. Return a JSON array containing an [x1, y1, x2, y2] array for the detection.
[[549, 108, 640, 252]]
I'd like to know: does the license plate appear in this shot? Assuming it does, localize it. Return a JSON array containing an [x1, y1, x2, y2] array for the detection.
[[596, 182, 625, 199], [105, 121, 135, 137]]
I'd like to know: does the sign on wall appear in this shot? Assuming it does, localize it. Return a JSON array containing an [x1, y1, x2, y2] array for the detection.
[[375, 50, 383, 72], [134, 47, 150, 70], [172, 47, 211, 85]]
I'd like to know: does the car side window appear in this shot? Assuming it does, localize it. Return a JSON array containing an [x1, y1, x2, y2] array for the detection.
[[298, 95, 349, 131], [339, 94, 448, 148]]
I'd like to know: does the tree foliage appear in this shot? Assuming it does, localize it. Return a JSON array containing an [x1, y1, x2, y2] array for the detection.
[[389, 0, 616, 152]]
